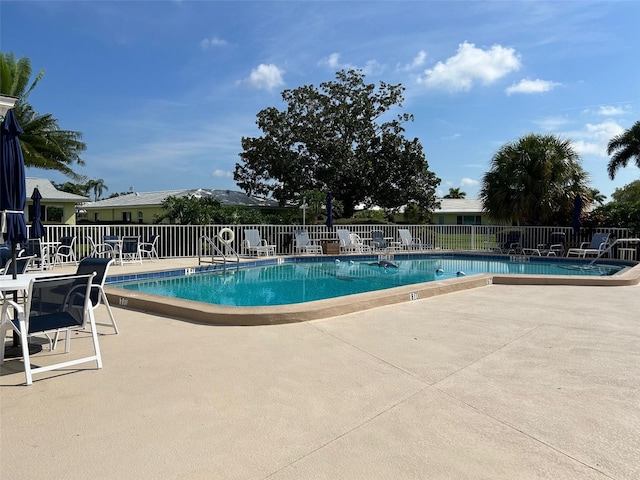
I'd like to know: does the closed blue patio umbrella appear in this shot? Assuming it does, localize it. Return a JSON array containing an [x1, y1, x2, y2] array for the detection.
[[29, 187, 45, 239], [1, 109, 28, 272], [1, 109, 31, 355], [572, 194, 582, 234], [325, 192, 333, 228]]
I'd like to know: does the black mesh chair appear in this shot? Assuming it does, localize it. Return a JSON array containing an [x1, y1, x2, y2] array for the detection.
[[54, 236, 78, 266], [140, 234, 160, 261], [75, 257, 118, 334], [0, 273, 101, 386], [0, 255, 36, 275]]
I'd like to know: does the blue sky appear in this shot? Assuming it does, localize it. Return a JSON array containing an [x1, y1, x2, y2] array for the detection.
[[2, 1, 639, 201]]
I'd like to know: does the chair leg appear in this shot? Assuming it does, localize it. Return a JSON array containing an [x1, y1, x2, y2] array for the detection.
[[99, 289, 119, 334], [87, 309, 103, 369]]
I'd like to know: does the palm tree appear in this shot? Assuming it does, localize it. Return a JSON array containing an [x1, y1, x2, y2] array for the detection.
[[480, 133, 590, 225], [443, 187, 466, 199], [0, 52, 87, 180], [607, 120, 640, 179], [86, 178, 108, 201], [588, 188, 607, 206]]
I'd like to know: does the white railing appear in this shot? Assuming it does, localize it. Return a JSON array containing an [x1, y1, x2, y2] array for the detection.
[[36, 224, 632, 259]]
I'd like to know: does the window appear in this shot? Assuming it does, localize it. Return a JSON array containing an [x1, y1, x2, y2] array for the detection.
[[122, 211, 132, 222], [457, 215, 482, 225], [138, 211, 144, 224], [94, 212, 100, 222], [437, 215, 445, 225], [46, 206, 63, 223]]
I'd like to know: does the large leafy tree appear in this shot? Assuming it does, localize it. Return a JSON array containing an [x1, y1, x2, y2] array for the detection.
[[611, 179, 640, 204], [235, 69, 440, 218], [607, 120, 640, 179], [0, 52, 87, 180], [480, 133, 590, 225]]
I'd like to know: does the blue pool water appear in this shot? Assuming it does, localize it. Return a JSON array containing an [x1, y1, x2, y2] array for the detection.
[[116, 255, 626, 307]]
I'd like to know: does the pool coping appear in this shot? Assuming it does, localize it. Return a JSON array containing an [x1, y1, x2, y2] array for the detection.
[[103, 252, 640, 326]]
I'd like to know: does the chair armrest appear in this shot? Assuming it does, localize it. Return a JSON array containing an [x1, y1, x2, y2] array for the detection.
[[579, 242, 589, 248]]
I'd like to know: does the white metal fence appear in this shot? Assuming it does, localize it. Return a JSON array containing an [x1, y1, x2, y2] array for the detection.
[[37, 224, 631, 259]]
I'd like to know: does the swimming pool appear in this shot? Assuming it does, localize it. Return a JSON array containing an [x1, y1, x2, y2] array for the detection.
[[115, 255, 629, 307]]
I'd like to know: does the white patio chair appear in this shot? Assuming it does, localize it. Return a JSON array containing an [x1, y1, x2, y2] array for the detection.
[[242, 229, 275, 256], [567, 232, 611, 258], [349, 233, 372, 253], [398, 229, 424, 250], [294, 230, 322, 255], [53, 236, 78, 266]]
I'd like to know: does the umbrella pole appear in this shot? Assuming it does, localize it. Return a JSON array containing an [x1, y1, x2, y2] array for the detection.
[[10, 241, 19, 347]]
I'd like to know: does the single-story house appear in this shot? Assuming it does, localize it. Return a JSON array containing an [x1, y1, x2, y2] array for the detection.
[[25, 177, 89, 225], [431, 198, 490, 225], [82, 188, 280, 224]]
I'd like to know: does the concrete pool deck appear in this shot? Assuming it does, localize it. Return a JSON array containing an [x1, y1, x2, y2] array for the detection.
[[1, 257, 639, 479]]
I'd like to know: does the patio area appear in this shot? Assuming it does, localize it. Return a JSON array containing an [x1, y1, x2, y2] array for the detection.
[[1, 258, 639, 479]]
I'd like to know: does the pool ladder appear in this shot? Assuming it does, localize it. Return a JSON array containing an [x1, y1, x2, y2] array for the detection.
[[198, 234, 241, 270], [587, 238, 640, 266]]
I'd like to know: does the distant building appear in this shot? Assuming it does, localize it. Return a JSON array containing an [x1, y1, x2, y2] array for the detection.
[[431, 199, 490, 225], [26, 177, 89, 225], [82, 188, 280, 224]]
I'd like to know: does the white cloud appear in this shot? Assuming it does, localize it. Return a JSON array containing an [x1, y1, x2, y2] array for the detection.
[[212, 169, 233, 178], [506, 78, 560, 95], [598, 105, 626, 116], [200, 36, 227, 50], [418, 42, 521, 92], [319, 53, 382, 75], [400, 50, 427, 71], [461, 178, 479, 187], [534, 116, 570, 131], [243, 64, 285, 91], [567, 119, 625, 157]]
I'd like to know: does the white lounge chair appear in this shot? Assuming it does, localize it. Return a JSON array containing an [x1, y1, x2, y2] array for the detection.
[[398, 229, 424, 250], [294, 230, 322, 255], [242, 229, 276, 257], [567, 232, 610, 258]]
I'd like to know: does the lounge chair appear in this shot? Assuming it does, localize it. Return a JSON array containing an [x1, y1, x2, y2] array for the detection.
[[336, 229, 369, 253], [294, 230, 322, 255], [398, 229, 425, 250], [349, 233, 372, 253], [370, 230, 399, 252], [523, 232, 566, 257], [497, 231, 522, 254], [567, 232, 611, 258], [0, 273, 102, 386], [242, 229, 276, 256]]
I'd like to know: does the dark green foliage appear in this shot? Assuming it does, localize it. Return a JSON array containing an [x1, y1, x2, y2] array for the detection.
[[1, 52, 87, 180], [235, 69, 440, 218], [607, 121, 640, 179], [480, 133, 590, 225]]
